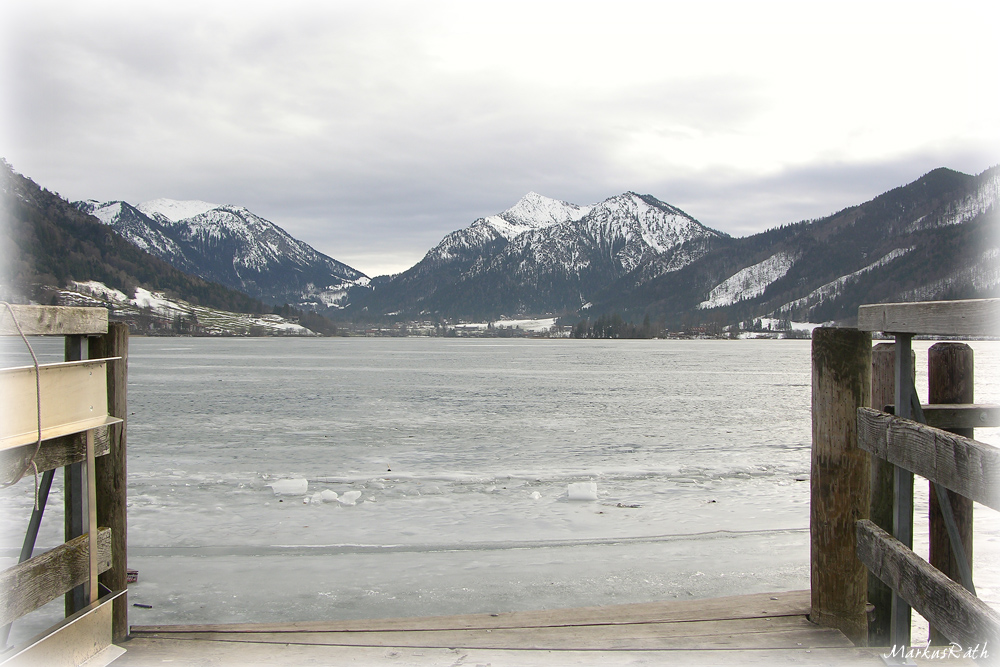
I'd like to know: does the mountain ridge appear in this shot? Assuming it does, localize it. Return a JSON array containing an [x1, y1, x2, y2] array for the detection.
[[355, 190, 724, 319], [76, 198, 370, 310], [6, 157, 996, 333], [0, 161, 271, 317], [593, 166, 999, 328]]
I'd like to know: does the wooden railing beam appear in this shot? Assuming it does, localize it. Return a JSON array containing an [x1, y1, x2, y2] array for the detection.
[[0, 305, 108, 337], [0, 429, 111, 481], [857, 298, 1000, 337], [883, 404, 1000, 430], [0, 528, 112, 627], [857, 408, 1000, 511], [856, 520, 1000, 653]]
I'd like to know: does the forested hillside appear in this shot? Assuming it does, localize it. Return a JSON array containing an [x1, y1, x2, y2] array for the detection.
[[1, 160, 267, 314]]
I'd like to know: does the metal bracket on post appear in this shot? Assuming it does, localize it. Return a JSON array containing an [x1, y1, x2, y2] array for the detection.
[[86, 429, 99, 605], [908, 392, 977, 596], [64, 335, 89, 615], [931, 482, 976, 595]]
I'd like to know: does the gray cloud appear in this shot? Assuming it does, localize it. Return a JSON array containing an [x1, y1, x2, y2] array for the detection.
[[3, 1, 997, 277]]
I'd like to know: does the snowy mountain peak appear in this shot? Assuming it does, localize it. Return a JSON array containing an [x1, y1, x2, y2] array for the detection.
[[500, 192, 593, 229], [596, 191, 684, 217], [137, 198, 220, 222]]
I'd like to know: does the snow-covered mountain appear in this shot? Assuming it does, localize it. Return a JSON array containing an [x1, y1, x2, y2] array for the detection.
[[600, 166, 999, 327], [358, 191, 724, 318], [81, 200, 197, 272], [137, 198, 218, 223], [419, 192, 591, 267], [496, 192, 721, 277], [62, 164, 1000, 328], [76, 198, 369, 309]]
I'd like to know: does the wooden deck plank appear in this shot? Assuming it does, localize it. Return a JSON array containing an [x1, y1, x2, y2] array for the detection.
[[132, 620, 852, 651], [127, 629, 852, 651], [131, 590, 811, 634], [115, 639, 902, 667], [118, 591, 919, 665], [144, 614, 818, 641]]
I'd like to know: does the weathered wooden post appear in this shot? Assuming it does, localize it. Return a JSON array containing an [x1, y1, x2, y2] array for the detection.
[[927, 342, 975, 645], [90, 322, 129, 641], [811, 327, 871, 645], [868, 343, 914, 646], [868, 343, 894, 646]]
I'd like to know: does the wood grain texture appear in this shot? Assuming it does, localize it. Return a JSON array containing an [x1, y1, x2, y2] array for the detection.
[[921, 404, 1000, 430], [927, 343, 975, 646], [129, 592, 853, 652], [810, 327, 871, 645], [0, 527, 112, 626], [133, 590, 812, 634], [0, 305, 108, 337], [868, 343, 900, 647], [857, 408, 1000, 510], [91, 323, 129, 642], [121, 591, 883, 665], [856, 519, 999, 654], [0, 428, 110, 481], [115, 639, 895, 667], [856, 298, 1000, 336], [130, 624, 853, 651]]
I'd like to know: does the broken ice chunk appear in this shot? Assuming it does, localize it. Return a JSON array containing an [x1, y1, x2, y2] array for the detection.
[[567, 481, 597, 501], [338, 490, 362, 506], [267, 478, 308, 496]]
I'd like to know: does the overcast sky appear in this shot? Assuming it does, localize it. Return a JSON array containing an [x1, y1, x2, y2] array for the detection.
[[3, 1, 997, 277]]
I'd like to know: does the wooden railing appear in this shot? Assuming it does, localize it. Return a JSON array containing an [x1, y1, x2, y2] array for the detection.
[[0, 305, 129, 666], [855, 299, 1000, 657], [809, 298, 999, 660]]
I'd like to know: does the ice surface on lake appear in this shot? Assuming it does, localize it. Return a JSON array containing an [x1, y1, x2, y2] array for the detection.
[[2, 337, 998, 646], [567, 481, 598, 501]]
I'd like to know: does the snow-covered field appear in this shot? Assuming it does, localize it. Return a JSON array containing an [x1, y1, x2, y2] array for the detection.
[[61, 280, 316, 336], [454, 317, 558, 333]]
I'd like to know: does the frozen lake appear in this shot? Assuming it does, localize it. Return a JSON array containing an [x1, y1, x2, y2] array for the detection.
[[2, 336, 998, 644]]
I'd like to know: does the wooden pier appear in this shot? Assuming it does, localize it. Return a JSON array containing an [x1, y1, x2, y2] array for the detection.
[[2, 299, 998, 666], [118, 590, 904, 666]]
